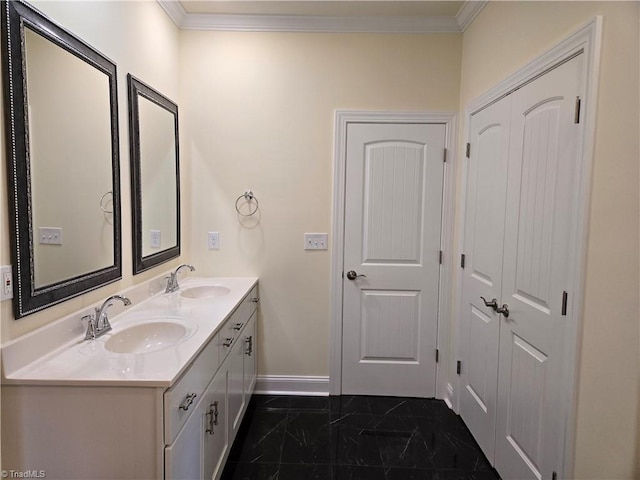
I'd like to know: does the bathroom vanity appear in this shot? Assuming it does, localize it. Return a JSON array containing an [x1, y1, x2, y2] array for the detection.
[[1, 276, 258, 480]]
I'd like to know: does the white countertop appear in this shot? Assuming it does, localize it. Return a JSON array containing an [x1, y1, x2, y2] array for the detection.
[[2, 277, 258, 388]]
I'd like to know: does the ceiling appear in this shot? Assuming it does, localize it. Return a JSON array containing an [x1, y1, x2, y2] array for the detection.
[[158, 1, 486, 33]]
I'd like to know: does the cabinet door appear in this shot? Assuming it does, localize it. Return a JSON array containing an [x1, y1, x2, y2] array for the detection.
[[228, 335, 245, 443], [243, 312, 257, 398], [203, 368, 229, 480], [165, 393, 206, 480], [166, 368, 230, 480]]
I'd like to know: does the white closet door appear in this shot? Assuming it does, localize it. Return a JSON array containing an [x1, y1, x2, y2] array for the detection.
[[342, 122, 446, 397], [496, 54, 584, 480], [459, 97, 512, 461]]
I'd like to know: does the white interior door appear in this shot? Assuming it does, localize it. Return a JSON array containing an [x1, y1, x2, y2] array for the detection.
[[495, 54, 583, 480], [459, 97, 512, 461], [341, 122, 446, 397]]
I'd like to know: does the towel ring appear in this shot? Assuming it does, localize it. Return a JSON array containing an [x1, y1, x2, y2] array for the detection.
[[235, 191, 259, 216], [100, 191, 113, 214]]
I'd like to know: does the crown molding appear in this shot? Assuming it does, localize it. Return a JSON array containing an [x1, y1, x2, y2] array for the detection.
[[157, 1, 487, 34], [183, 14, 459, 33], [157, 0, 187, 27], [455, 1, 488, 32]]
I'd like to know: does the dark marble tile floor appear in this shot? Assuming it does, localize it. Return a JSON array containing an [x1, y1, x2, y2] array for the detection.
[[221, 395, 501, 480]]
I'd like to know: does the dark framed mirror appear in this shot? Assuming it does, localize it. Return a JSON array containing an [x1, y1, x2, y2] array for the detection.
[[127, 74, 180, 274], [1, 1, 122, 318]]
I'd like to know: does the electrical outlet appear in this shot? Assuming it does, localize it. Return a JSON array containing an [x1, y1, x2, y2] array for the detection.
[[150, 230, 161, 249], [304, 233, 328, 250], [38, 227, 63, 245], [1, 265, 13, 301], [208, 231, 220, 250]]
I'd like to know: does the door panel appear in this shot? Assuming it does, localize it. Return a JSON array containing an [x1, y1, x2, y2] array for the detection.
[[342, 123, 445, 397], [360, 290, 420, 362], [363, 142, 425, 264], [460, 97, 512, 462], [496, 54, 583, 480]]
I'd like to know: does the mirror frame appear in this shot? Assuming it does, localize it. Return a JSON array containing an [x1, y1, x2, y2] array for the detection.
[[127, 74, 180, 274], [1, 1, 122, 318]]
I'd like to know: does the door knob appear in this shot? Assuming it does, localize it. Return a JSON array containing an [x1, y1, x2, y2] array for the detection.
[[346, 270, 366, 280], [496, 304, 510, 318], [480, 296, 498, 310]]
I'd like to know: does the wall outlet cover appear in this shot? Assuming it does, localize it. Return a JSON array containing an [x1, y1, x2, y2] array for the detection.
[[1, 265, 13, 301], [150, 230, 161, 249], [208, 231, 220, 250]]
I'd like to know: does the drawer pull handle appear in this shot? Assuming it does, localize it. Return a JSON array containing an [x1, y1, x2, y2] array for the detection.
[[233, 322, 244, 331], [206, 401, 219, 435], [179, 393, 197, 411], [223, 337, 234, 347], [250, 297, 260, 303], [245, 335, 253, 356]]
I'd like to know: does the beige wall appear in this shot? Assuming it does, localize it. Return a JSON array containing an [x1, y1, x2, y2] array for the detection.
[[459, 2, 639, 478], [179, 31, 462, 376], [0, 1, 185, 339]]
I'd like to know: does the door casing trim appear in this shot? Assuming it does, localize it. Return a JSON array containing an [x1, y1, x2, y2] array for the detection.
[[453, 17, 602, 479], [330, 110, 458, 398]]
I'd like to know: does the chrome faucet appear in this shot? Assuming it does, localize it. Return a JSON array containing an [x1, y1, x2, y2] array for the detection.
[[83, 294, 132, 340], [165, 264, 196, 293]]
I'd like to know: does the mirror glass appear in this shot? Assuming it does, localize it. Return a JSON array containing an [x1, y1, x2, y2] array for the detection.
[[128, 75, 180, 273], [25, 28, 115, 288], [2, 2, 121, 317]]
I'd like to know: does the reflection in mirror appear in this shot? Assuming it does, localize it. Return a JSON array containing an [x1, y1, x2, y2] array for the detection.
[[25, 28, 114, 288], [1, 1, 121, 318], [128, 75, 180, 274]]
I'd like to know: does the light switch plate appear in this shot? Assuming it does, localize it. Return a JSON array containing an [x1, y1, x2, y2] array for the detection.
[[304, 233, 328, 250], [38, 227, 63, 245]]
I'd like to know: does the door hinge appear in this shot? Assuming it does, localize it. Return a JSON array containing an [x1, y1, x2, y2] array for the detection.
[[456, 360, 461, 375], [443, 148, 447, 163], [439, 250, 443, 264], [562, 291, 568, 316], [574, 97, 581, 124], [552, 471, 558, 480], [460, 253, 466, 269], [436, 349, 439, 363], [465, 143, 471, 158]]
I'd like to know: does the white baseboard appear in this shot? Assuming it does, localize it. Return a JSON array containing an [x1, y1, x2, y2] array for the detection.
[[444, 383, 455, 410], [254, 375, 330, 396]]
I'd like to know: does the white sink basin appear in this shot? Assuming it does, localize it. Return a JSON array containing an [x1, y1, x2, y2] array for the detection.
[[105, 321, 192, 355], [180, 285, 231, 299]]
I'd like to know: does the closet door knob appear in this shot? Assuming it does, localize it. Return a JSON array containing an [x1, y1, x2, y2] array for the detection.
[[480, 296, 498, 310], [496, 304, 510, 318]]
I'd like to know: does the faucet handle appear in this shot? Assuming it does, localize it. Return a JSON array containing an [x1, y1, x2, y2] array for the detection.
[[82, 314, 97, 340]]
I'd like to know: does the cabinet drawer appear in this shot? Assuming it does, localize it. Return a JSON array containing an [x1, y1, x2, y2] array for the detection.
[[245, 284, 259, 315], [164, 333, 219, 445], [218, 285, 259, 363]]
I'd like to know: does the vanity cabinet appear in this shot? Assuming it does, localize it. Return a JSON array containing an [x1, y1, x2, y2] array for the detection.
[[165, 284, 259, 480], [1, 280, 259, 480]]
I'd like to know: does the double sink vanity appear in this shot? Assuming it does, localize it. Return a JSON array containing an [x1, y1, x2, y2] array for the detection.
[[2, 271, 259, 480]]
